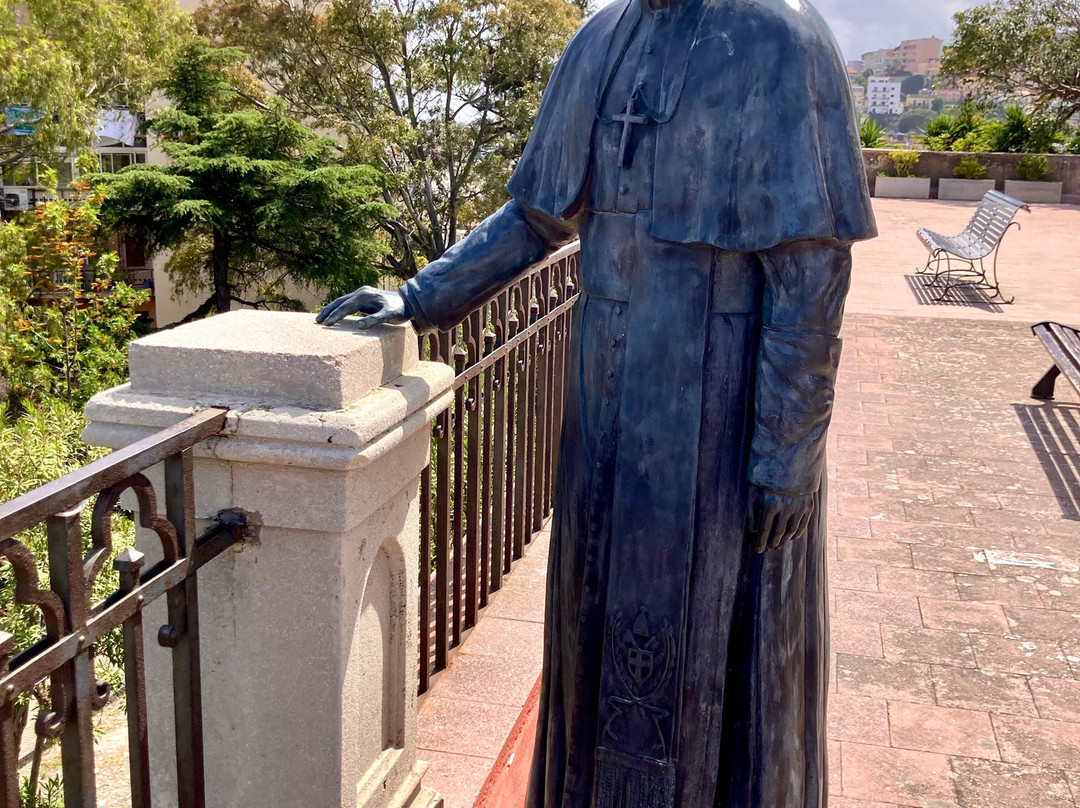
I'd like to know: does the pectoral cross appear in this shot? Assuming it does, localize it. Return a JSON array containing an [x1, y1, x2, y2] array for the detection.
[[612, 84, 649, 169]]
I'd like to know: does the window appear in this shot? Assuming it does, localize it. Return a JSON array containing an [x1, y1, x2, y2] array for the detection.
[[99, 151, 147, 174]]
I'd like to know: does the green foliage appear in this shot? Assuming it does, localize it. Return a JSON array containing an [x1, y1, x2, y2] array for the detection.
[[917, 101, 994, 152], [1066, 129, 1080, 155], [901, 75, 927, 97], [98, 39, 396, 314], [21, 773, 63, 807], [898, 109, 934, 134], [0, 179, 142, 791], [985, 103, 1063, 154], [0, 0, 189, 172], [0, 177, 149, 411], [943, 0, 1080, 117], [954, 156, 989, 180], [0, 397, 134, 807], [887, 149, 921, 178], [1017, 153, 1053, 182], [197, 0, 583, 278], [859, 116, 889, 149]]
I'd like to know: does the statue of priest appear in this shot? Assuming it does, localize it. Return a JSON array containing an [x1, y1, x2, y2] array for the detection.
[[318, 0, 876, 804]]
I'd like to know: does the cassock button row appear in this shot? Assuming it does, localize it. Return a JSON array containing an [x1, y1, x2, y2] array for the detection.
[[615, 306, 623, 316], [607, 370, 615, 379], [610, 339, 618, 348]]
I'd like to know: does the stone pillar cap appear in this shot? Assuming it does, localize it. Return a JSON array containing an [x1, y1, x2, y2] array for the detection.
[[129, 310, 417, 411]]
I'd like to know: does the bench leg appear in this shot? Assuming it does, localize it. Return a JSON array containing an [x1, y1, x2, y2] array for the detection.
[[1032, 366, 1062, 401]]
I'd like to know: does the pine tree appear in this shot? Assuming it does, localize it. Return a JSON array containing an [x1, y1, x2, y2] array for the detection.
[[99, 38, 396, 319]]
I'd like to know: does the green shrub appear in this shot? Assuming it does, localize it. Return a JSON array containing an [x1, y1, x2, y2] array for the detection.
[[987, 104, 1063, 155], [0, 398, 134, 806], [954, 156, 988, 180], [859, 116, 889, 149], [917, 100, 993, 153], [1017, 153, 1053, 182], [887, 149, 921, 178]]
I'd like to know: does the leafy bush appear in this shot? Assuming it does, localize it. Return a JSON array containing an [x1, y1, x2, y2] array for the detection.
[[1065, 129, 1080, 155], [0, 170, 149, 412], [1017, 153, 1053, 182], [859, 116, 889, 149], [954, 156, 988, 180], [987, 104, 1063, 154], [0, 397, 135, 804], [917, 101, 993, 152], [898, 109, 934, 134], [887, 149, 921, 178], [0, 170, 142, 805]]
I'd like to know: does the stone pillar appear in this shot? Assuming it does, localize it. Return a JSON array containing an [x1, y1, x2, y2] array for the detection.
[[83, 310, 453, 808]]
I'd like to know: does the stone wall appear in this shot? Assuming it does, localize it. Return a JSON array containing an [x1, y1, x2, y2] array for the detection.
[[862, 149, 1080, 203]]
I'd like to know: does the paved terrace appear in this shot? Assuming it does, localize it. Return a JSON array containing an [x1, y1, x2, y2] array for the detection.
[[419, 199, 1080, 808]]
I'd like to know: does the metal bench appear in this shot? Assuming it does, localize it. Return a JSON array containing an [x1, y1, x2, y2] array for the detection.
[[1032, 322, 1080, 400], [916, 190, 1030, 304]]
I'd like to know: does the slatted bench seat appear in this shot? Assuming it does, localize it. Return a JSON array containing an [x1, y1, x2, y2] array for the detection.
[[917, 190, 1030, 304], [1032, 322, 1080, 401]]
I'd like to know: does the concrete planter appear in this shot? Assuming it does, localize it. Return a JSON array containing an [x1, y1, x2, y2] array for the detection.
[[939, 178, 996, 201], [1004, 180, 1063, 204], [875, 176, 931, 199]]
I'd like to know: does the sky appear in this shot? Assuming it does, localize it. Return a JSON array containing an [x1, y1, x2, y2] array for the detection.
[[811, 0, 983, 61]]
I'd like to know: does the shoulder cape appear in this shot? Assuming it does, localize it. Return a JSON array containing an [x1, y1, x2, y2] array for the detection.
[[507, 0, 877, 251]]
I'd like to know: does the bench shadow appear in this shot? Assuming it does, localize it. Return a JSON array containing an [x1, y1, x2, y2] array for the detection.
[[1013, 402, 1080, 521], [903, 275, 1006, 313]]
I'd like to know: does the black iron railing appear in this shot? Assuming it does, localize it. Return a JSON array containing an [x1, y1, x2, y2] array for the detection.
[[0, 409, 241, 808], [418, 242, 580, 693]]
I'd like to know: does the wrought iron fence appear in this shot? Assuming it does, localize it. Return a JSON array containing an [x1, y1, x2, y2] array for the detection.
[[418, 242, 580, 693], [0, 408, 241, 808]]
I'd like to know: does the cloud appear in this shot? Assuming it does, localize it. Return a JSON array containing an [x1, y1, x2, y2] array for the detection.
[[811, 0, 983, 60]]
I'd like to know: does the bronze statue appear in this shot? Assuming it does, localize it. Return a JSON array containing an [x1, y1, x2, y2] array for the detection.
[[319, 0, 876, 804]]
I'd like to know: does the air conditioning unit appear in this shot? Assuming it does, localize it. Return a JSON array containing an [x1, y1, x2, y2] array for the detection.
[[2, 188, 29, 212]]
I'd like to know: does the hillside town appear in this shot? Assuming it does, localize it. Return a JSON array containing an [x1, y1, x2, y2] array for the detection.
[[846, 36, 969, 141]]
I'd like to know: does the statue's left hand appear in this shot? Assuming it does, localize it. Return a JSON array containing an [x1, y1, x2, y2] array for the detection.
[[316, 287, 410, 329], [747, 486, 815, 554]]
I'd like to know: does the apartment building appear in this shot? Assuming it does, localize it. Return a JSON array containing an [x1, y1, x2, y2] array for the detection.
[[867, 77, 904, 116], [905, 90, 941, 111], [863, 37, 942, 80], [898, 36, 942, 78], [861, 48, 902, 74]]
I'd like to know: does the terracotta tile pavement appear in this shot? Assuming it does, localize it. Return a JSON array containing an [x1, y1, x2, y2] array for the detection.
[[827, 310, 1080, 807], [421, 199, 1080, 806]]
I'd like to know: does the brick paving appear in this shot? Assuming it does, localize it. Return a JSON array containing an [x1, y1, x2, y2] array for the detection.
[[827, 313, 1080, 808], [422, 198, 1080, 807]]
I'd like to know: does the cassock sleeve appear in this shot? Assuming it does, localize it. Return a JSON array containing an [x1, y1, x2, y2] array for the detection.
[[747, 240, 852, 495], [400, 200, 578, 333]]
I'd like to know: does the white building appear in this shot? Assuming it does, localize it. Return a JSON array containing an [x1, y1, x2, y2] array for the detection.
[[867, 77, 904, 116]]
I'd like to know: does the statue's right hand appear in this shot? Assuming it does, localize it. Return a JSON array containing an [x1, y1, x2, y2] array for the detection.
[[316, 287, 410, 330]]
